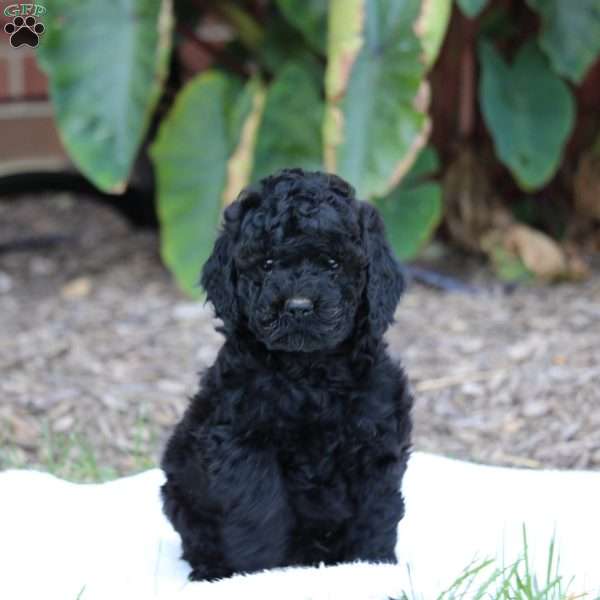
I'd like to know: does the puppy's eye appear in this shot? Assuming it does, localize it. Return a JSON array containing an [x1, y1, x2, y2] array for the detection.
[[327, 258, 339, 270], [263, 259, 274, 272]]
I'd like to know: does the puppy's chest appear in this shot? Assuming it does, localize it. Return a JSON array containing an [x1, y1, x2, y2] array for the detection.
[[237, 377, 349, 429], [234, 378, 378, 472]]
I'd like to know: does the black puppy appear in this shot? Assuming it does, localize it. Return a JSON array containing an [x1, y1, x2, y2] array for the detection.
[[161, 168, 413, 581]]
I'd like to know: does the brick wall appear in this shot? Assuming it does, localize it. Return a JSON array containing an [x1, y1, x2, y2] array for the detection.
[[0, 10, 69, 174]]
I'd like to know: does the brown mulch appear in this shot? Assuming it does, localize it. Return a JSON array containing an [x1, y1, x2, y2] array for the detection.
[[1, 194, 599, 475]]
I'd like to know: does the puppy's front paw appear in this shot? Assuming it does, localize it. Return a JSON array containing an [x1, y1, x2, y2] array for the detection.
[[188, 564, 233, 582]]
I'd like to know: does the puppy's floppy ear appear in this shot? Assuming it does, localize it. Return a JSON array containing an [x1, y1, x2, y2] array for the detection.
[[201, 202, 242, 330], [359, 201, 405, 337]]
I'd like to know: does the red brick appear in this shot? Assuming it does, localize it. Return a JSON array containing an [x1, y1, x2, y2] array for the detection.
[[0, 56, 8, 100], [23, 52, 48, 97], [0, 110, 69, 166]]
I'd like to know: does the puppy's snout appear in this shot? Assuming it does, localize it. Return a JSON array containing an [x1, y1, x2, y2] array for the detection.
[[284, 296, 314, 316]]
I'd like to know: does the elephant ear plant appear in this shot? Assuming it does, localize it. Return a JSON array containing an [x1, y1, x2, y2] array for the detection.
[[36, 1, 600, 292], [36, 0, 449, 296]]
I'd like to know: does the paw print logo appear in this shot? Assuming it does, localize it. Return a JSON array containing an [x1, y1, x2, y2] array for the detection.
[[4, 15, 45, 48]]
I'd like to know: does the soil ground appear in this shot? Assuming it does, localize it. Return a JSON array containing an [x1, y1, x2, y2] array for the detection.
[[1, 194, 599, 478]]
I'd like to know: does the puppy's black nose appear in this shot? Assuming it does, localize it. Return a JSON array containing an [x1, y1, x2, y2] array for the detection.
[[285, 297, 314, 316]]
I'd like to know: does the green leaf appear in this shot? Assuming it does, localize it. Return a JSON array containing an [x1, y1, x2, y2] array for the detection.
[[403, 145, 440, 186], [276, 0, 327, 54], [373, 147, 442, 260], [456, 0, 490, 18], [527, 0, 600, 83], [478, 41, 575, 191], [223, 78, 266, 204], [418, 0, 453, 69], [37, 0, 173, 193], [257, 14, 317, 74], [324, 0, 431, 200], [150, 72, 256, 296], [488, 246, 534, 283], [251, 62, 324, 182]]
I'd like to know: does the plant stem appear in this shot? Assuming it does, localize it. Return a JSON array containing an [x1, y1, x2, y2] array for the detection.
[[217, 1, 264, 52]]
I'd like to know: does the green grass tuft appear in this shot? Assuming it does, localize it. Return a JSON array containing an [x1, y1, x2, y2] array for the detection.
[[398, 526, 599, 600], [0, 421, 156, 483]]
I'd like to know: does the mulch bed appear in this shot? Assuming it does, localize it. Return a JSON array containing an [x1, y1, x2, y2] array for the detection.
[[1, 194, 599, 475]]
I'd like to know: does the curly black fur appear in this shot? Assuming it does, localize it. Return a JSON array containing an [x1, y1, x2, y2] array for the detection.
[[161, 168, 413, 581]]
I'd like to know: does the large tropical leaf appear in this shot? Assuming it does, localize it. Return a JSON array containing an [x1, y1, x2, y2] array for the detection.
[[150, 73, 263, 296], [456, 0, 490, 18], [527, 0, 600, 83], [324, 0, 434, 200], [37, 0, 173, 193], [276, 0, 327, 54], [478, 41, 575, 191], [417, 0, 452, 69], [251, 62, 324, 181], [373, 147, 442, 260], [222, 79, 266, 204]]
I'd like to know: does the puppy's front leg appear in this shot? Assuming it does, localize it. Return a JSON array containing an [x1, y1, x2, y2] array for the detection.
[[341, 455, 407, 563], [212, 435, 293, 574]]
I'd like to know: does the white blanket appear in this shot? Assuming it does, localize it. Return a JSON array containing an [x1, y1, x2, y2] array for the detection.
[[0, 452, 599, 599]]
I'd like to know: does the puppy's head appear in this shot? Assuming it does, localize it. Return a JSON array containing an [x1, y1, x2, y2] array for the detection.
[[202, 168, 404, 352]]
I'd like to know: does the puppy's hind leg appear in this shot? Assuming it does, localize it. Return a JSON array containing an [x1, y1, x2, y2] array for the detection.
[[162, 424, 292, 578], [161, 423, 234, 581], [161, 479, 232, 581]]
